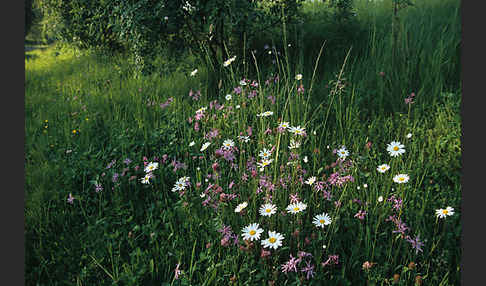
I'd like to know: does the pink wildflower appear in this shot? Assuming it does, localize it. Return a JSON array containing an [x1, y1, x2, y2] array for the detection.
[[355, 210, 367, 220], [301, 261, 315, 280], [321, 254, 339, 268], [281, 254, 301, 273], [67, 193, 74, 204], [260, 249, 271, 258], [174, 263, 182, 280]]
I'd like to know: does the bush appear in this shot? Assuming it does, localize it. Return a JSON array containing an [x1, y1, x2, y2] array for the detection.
[[37, 0, 304, 76], [25, 0, 34, 37]]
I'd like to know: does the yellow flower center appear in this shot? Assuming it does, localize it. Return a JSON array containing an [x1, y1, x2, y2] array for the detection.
[[293, 207, 300, 212], [393, 146, 399, 151], [319, 219, 325, 224], [442, 210, 448, 214], [399, 177, 405, 181], [266, 209, 271, 213], [269, 237, 276, 244], [249, 230, 256, 235]]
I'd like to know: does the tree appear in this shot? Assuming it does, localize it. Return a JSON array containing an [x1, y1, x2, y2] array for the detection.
[[25, 0, 34, 37], [37, 0, 304, 76]]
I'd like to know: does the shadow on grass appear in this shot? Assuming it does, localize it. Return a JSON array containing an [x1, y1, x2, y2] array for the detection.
[[25, 53, 38, 61], [25, 45, 48, 52], [25, 44, 49, 61]]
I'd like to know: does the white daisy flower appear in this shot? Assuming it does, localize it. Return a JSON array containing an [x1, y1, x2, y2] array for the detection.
[[436, 206, 454, 218], [239, 80, 247, 86], [195, 106, 207, 114], [261, 231, 284, 250], [377, 164, 390, 173], [406, 133, 412, 139], [337, 146, 349, 158], [178, 176, 190, 184], [259, 203, 277, 217], [393, 174, 410, 184], [387, 141, 406, 157], [236, 105, 241, 109], [189, 141, 195, 147], [225, 94, 232, 101], [257, 111, 274, 117], [378, 196, 384, 202], [288, 139, 301, 149], [295, 74, 303, 80], [223, 56, 236, 67], [172, 177, 190, 192], [313, 213, 332, 228], [241, 223, 264, 241], [144, 162, 159, 173], [190, 69, 198, 76], [257, 158, 273, 171], [235, 202, 248, 213], [140, 174, 152, 184], [222, 139, 234, 150], [172, 182, 185, 192], [182, 1, 195, 12], [286, 202, 307, 214], [363, 184, 368, 188], [278, 122, 290, 129], [305, 176, 316, 186], [200, 142, 211, 152], [238, 135, 250, 142], [303, 156, 308, 163], [288, 126, 306, 136], [259, 148, 272, 159]]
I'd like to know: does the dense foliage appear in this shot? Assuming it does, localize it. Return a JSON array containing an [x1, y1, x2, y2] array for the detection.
[[25, 0, 34, 36], [36, 0, 303, 75]]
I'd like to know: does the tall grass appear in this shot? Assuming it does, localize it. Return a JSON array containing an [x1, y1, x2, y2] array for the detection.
[[251, 0, 460, 115]]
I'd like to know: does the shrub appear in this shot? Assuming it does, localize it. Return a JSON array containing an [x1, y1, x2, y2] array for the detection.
[[37, 0, 304, 76]]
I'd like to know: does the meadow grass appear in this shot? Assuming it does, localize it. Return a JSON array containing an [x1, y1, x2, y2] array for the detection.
[[25, 0, 461, 285]]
